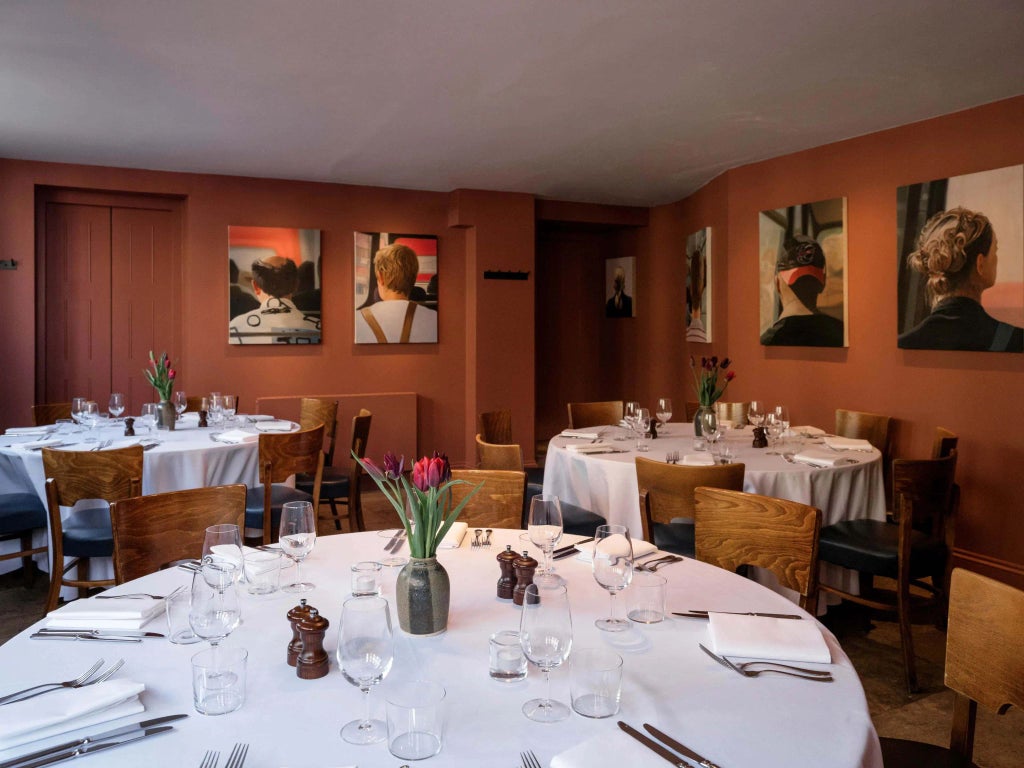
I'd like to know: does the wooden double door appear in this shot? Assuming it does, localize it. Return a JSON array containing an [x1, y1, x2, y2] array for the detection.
[[37, 189, 182, 413]]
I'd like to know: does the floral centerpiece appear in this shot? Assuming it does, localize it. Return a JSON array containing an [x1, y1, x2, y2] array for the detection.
[[143, 350, 177, 429], [690, 354, 735, 406]]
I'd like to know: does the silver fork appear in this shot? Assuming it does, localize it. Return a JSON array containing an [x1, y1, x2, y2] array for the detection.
[[2, 658, 124, 703], [0, 659, 104, 705], [521, 750, 542, 768], [225, 742, 248, 768], [699, 644, 832, 681], [637, 555, 681, 572], [96, 592, 166, 599], [199, 750, 219, 768]]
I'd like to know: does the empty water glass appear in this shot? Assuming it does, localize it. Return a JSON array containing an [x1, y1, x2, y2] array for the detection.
[[570, 647, 622, 718], [386, 680, 445, 760]]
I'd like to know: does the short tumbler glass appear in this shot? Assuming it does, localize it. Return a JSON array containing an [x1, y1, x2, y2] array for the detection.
[[489, 630, 527, 682]]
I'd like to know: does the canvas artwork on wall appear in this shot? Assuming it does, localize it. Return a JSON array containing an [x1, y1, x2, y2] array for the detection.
[[897, 164, 1023, 352], [228, 226, 322, 345], [758, 198, 847, 347], [605, 256, 636, 318], [686, 227, 711, 342], [354, 232, 438, 344]]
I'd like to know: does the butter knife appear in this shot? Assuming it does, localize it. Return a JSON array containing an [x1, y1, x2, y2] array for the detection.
[[12, 726, 174, 768], [643, 723, 722, 768], [34, 629, 164, 638], [31, 632, 141, 643], [617, 721, 689, 767], [672, 610, 801, 620]]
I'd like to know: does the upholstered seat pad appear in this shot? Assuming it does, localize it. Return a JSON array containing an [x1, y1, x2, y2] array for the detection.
[[295, 467, 349, 499], [244, 485, 314, 530], [62, 506, 114, 558], [818, 519, 946, 577], [879, 737, 972, 768], [0, 493, 47, 532], [653, 520, 695, 557]]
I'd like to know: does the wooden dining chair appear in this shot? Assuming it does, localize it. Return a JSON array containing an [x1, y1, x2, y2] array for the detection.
[[566, 400, 623, 429], [880, 568, 1024, 766], [32, 402, 72, 426], [0, 492, 48, 585], [714, 401, 749, 426], [694, 487, 822, 613], [448, 469, 525, 530], [817, 451, 958, 693], [479, 409, 513, 446], [635, 458, 745, 557], [110, 484, 246, 583], [684, 401, 701, 421], [41, 445, 144, 611], [245, 424, 324, 545], [932, 427, 958, 459], [836, 408, 894, 498], [297, 408, 371, 532]]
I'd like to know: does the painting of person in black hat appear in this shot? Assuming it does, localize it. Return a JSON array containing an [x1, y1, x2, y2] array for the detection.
[[760, 234, 845, 347], [606, 258, 635, 318]]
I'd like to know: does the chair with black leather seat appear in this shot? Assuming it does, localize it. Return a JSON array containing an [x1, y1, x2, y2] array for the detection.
[[479, 409, 513, 446], [41, 445, 144, 611], [32, 402, 72, 426], [694, 486, 822, 613], [0, 492, 48, 585], [245, 424, 324, 545], [880, 568, 1024, 767], [296, 407, 370, 533], [566, 401, 623, 430], [817, 451, 958, 693], [636, 458, 745, 557]]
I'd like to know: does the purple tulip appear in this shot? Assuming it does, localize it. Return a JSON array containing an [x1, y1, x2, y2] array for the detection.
[[383, 452, 404, 479]]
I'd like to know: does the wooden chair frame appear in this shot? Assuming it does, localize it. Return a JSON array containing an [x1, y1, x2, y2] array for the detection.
[[255, 425, 324, 544], [479, 409, 513, 446], [635, 457, 745, 543], [299, 397, 339, 466], [320, 409, 372, 532], [567, 400, 623, 430], [449, 469, 525, 530], [475, 434, 524, 471], [32, 402, 71, 426]]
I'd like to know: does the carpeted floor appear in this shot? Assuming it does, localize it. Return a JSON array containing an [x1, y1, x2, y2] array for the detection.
[[2, 490, 1020, 765]]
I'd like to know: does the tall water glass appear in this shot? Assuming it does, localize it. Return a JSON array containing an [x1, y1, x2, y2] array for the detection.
[[222, 395, 237, 425], [519, 581, 573, 722], [337, 595, 394, 744], [71, 397, 88, 427], [280, 501, 316, 592], [528, 495, 563, 583], [635, 408, 651, 451], [592, 524, 633, 632]]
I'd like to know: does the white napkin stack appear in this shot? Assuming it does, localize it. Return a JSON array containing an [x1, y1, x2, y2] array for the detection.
[[213, 429, 259, 444], [245, 414, 275, 422], [681, 453, 715, 466], [792, 448, 845, 468], [823, 436, 874, 451], [254, 420, 297, 433], [565, 442, 616, 454], [707, 612, 832, 664], [45, 596, 165, 631], [0, 680, 145, 751], [789, 425, 826, 437], [437, 521, 468, 549], [574, 538, 657, 563], [560, 429, 602, 440], [5, 426, 56, 436]]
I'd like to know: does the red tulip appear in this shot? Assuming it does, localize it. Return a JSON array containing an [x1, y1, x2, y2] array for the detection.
[[725, 370, 736, 381], [168, 369, 176, 380], [362, 457, 384, 481], [412, 456, 431, 491]]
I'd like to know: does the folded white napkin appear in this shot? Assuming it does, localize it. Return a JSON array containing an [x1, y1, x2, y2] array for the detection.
[[213, 429, 259, 444], [209, 544, 257, 569], [708, 612, 831, 664], [789, 425, 825, 436], [792, 448, 845, 468], [681, 453, 715, 466], [45, 596, 165, 630], [437, 521, 468, 548], [254, 420, 297, 433], [560, 429, 601, 440], [14, 437, 67, 450], [823, 436, 874, 451], [565, 442, 616, 454], [551, 729, 668, 768], [245, 414, 275, 422], [575, 538, 657, 563], [0, 679, 145, 751], [5, 426, 56, 436]]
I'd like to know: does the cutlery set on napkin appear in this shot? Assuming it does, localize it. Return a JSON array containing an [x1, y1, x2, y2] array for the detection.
[[37, 591, 175, 637], [549, 722, 723, 768]]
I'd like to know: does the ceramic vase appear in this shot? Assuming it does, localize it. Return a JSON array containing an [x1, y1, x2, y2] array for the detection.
[[396, 556, 450, 636], [157, 400, 176, 431]]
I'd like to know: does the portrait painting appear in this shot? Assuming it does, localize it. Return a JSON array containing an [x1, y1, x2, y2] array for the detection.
[[758, 197, 847, 347], [897, 164, 1023, 352], [605, 256, 636, 318], [354, 232, 438, 344], [686, 227, 711, 343], [228, 226, 321, 345]]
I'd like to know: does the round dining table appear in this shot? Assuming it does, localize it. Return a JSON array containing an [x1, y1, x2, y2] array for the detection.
[[0, 529, 882, 768]]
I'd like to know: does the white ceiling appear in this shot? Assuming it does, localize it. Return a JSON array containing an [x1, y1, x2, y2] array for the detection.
[[1, 1, 1022, 207]]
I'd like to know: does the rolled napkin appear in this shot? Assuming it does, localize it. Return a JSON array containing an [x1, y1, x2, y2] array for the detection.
[[681, 453, 715, 466], [789, 425, 825, 437], [708, 612, 832, 664], [5, 426, 56, 436], [551, 729, 668, 768], [792, 448, 855, 468], [823, 436, 874, 451], [575, 538, 657, 563], [437, 521, 468, 549], [560, 429, 601, 440], [212, 429, 259, 444], [45, 595, 165, 630], [254, 420, 298, 432], [565, 442, 616, 454], [0, 679, 145, 751]]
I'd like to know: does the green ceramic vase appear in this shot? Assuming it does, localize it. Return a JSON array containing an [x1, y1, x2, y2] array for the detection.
[[396, 556, 450, 636]]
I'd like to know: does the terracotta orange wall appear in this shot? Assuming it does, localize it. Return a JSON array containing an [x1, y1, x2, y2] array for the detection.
[[659, 96, 1024, 586], [0, 160, 535, 468]]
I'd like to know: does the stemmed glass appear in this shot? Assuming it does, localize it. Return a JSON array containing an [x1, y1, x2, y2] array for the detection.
[[139, 403, 159, 436], [203, 523, 243, 581], [773, 405, 790, 444], [528, 495, 564, 584], [108, 393, 125, 422], [748, 400, 765, 429], [173, 391, 188, 421], [656, 398, 673, 432], [634, 408, 651, 451], [337, 595, 394, 744], [188, 563, 241, 677], [700, 408, 721, 456], [71, 397, 88, 428], [592, 524, 633, 632], [279, 501, 316, 592], [519, 581, 573, 722], [222, 395, 237, 426]]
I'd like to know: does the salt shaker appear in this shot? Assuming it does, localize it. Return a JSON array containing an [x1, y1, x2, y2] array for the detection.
[[123, 417, 135, 437], [286, 598, 313, 666], [198, 409, 209, 428], [497, 544, 518, 599], [512, 550, 539, 606], [296, 607, 330, 680]]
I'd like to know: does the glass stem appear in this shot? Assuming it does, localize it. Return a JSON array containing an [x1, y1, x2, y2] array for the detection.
[[361, 686, 372, 727], [293, 558, 302, 585], [543, 547, 553, 574], [543, 667, 552, 707], [609, 591, 618, 621]]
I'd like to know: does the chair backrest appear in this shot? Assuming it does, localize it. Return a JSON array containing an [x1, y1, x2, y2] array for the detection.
[[347, 409, 373, 524], [42, 446, 144, 508], [635, 457, 745, 542], [684, 401, 701, 421], [33, 402, 71, 426], [449, 469, 525, 530], [476, 434, 524, 471], [299, 397, 339, 465], [110, 484, 246, 583], [835, 408, 892, 455], [893, 451, 957, 540], [258, 425, 325, 543], [567, 400, 623, 429], [944, 568, 1024, 759], [694, 486, 822, 613], [350, 409, 372, 462], [479, 409, 513, 445], [931, 427, 958, 459], [715, 401, 749, 426]]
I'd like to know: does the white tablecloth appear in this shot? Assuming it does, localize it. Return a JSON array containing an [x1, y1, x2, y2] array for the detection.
[[0, 530, 882, 768]]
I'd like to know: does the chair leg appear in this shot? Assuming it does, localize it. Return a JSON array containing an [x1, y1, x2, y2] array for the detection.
[[19, 533, 38, 587], [329, 499, 342, 531], [77, 557, 91, 600], [45, 557, 66, 613], [896, 578, 919, 694]]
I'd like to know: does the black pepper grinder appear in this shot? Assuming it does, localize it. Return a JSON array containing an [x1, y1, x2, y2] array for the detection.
[[497, 544, 518, 599], [198, 409, 208, 428], [296, 607, 330, 680], [752, 426, 768, 448], [286, 598, 313, 666], [123, 417, 135, 437], [649, 420, 658, 439], [512, 550, 539, 606]]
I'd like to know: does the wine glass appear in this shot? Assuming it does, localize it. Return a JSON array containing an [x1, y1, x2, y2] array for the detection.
[[189, 563, 241, 690], [634, 408, 651, 451], [222, 395, 237, 426], [519, 581, 573, 722], [700, 408, 721, 455], [765, 412, 785, 455], [656, 398, 673, 431], [279, 501, 316, 592], [108, 393, 125, 421], [71, 397, 88, 428], [336, 595, 394, 744], [140, 403, 159, 435], [203, 523, 243, 582], [592, 524, 633, 632], [173, 391, 188, 420], [528, 495, 563, 584], [748, 400, 765, 428], [208, 395, 224, 427]]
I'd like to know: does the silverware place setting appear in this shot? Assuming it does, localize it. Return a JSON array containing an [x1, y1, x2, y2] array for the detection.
[[636, 554, 683, 572], [618, 721, 723, 768], [520, 749, 542, 768], [0, 658, 125, 706], [699, 643, 833, 681]]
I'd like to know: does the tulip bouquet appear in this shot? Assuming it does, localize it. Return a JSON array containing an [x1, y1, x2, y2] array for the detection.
[[357, 451, 482, 558], [690, 354, 736, 406], [143, 350, 177, 402]]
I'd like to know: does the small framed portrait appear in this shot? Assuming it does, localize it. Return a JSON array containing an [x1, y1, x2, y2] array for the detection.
[[354, 232, 438, 344], [605, 256, 636, 318], [686, 227, 711, 343]]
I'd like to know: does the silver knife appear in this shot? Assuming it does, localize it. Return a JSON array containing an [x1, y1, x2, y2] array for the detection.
[[34, 629, 165, 638], [386, 530, 406, 553], [672, 610, 801, 620], [12, 726, 174, 768], [643, 723, 722, 768], [617, 721, 689, 767], [0, 715, 186, 768], [31, 632, 141, 643]]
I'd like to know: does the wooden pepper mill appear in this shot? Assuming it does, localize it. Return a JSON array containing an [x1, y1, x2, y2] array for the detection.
[[296, 607, 330, 680], [123, 417, 135, 437], [198, 409, 209, 428], [497, 544, 518, 599], [752, 426, 768, 448], [286, 598, 314, 666], [512, 550, 538, 606]]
